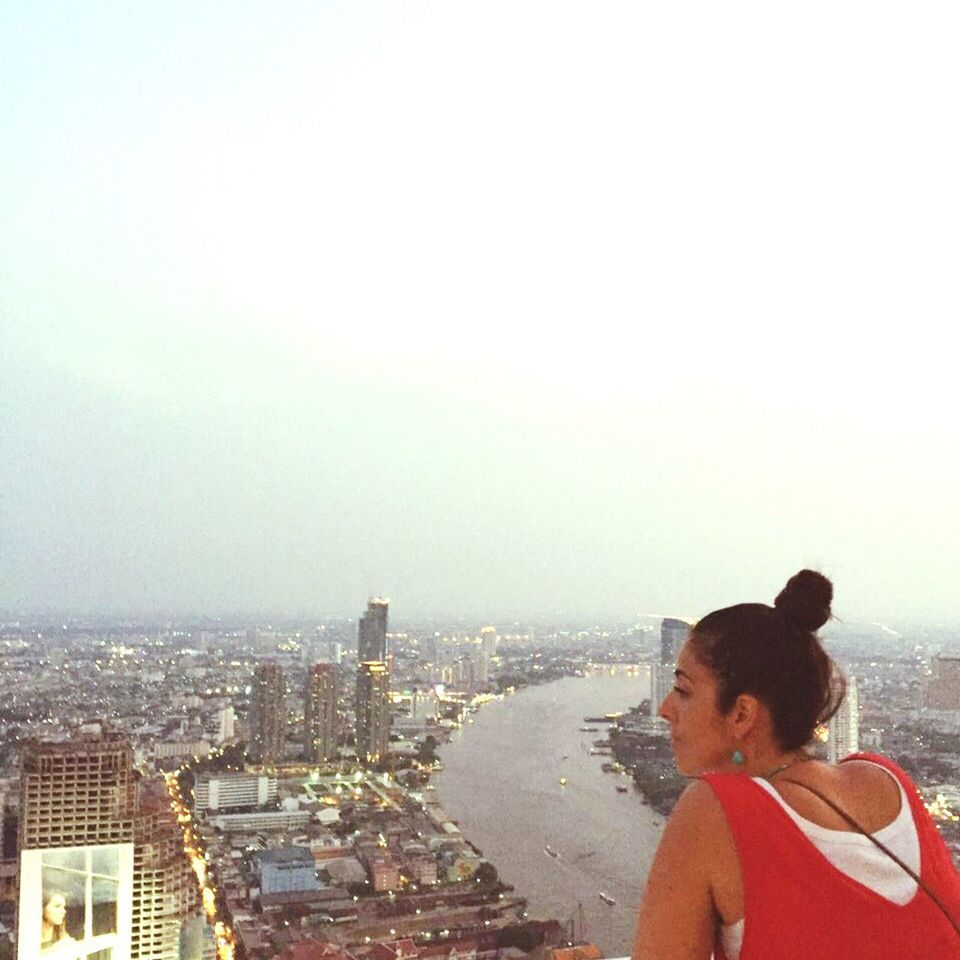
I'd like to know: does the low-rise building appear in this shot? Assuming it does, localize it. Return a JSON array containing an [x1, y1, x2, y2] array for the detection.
[[271, 940, 357, 960], [256, 846, 321, 896], [210, 810, 312, 832], [195, 771, 278, 811], [154, 739, 211, 760], [322, 856, 367, 887], [369, 855, 400, 891], [405, 855, 437, 886]]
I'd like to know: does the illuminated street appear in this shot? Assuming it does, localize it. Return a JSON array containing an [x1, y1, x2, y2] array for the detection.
[[165, 767, 237, 960]]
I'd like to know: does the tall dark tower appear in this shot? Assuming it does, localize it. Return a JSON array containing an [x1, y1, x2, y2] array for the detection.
[[660, 618, 689, 665], [356, 661, 390, 765], [250, 662, 285, 765], [304, 662, 338, 763], [358, 598, 389, 661]]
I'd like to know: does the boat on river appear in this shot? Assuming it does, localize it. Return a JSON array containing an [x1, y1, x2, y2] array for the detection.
[[544, 845, 559, 858], [599, 892, 617, 905]]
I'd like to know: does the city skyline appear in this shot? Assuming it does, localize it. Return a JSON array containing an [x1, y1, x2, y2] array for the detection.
[[2, 602, 958, 957], [3, 4, 959, 623]]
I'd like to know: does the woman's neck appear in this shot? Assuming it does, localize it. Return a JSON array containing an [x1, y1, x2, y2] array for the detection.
[[732, 747, 810, 780]]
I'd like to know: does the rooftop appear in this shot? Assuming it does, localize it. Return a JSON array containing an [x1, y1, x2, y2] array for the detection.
[[257, 846, 315, 866]]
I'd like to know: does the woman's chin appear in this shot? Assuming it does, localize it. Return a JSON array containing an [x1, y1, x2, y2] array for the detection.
[[671, 749, 695, 777], [672, 747, 712, 777]]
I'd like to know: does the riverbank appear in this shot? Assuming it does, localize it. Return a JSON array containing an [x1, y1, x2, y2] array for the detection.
[[601, 708, 686, 817], [432, 674, 660, 957]]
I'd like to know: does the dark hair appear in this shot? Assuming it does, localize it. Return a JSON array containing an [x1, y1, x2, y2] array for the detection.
[[688, 570, 845, 751]]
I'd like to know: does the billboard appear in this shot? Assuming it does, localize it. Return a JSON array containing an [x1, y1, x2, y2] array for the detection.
[[18, 843, 133, 960]]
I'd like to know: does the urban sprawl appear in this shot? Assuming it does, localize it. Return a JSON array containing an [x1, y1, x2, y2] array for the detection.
[[0, 602, 958, 960]]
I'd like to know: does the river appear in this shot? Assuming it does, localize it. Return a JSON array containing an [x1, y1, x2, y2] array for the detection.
[[433, 674, 664, 957]]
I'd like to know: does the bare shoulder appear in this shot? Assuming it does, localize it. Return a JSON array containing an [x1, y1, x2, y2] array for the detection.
[[652, 779, 737, 873], [838, 758, 903, 808], [776, 759, 902, 831], [839, 757, 903, 788], [667, 779, 729, 836]]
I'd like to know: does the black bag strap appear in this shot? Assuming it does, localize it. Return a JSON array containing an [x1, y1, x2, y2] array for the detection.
[[778, 777, 960, 938]]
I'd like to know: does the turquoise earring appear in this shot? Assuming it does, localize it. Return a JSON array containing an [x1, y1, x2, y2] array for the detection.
[[732, 749, 745, 766]]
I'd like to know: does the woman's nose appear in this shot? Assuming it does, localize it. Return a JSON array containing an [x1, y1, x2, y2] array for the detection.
[[657, 693, 673, 721]]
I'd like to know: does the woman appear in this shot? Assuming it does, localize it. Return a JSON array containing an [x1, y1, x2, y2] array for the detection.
[[41, 890, 76, 951], [633, 570, 960, 959]]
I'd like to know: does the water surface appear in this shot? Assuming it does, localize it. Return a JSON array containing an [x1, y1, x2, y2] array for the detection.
[[434, 675, 663, 956]]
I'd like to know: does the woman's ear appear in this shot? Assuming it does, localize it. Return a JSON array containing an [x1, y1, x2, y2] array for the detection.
[[728, 692, 761, 738]]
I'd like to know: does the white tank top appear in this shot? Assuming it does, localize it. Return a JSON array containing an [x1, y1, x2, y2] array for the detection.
[[720, 763, 920, 960]]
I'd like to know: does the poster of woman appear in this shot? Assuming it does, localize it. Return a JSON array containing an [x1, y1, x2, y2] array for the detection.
[[41, 890, 77, 952], [18, 844, 133, 960]]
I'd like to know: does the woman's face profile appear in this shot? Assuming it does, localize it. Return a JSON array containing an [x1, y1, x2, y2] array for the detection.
[[43, 893, 67, 927], [657, 641, 732, 775]]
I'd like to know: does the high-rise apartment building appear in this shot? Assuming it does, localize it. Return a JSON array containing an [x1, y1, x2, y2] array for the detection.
[[356, 661, 391, 765], [249, 662, 285, 765], [480, 625, 499, 660], [358, 598, 389, 661], [20, 727, 137, 850], [304, 662, 338, 763], [649, 659, 674, 716], [18, 730, 137, 959], [660, 618, 689, 665], [17, 726, 198, 960], [131, 781, 200, 960], [471, 645, 490, 687], [216, 705, 235, 744], [827, 674, 860, 762]]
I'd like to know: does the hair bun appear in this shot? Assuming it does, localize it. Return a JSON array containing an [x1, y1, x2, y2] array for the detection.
[[774, 569, 833, 631]]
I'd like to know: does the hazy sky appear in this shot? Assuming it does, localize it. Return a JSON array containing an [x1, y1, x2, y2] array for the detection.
[[2, 3, 958, 622]]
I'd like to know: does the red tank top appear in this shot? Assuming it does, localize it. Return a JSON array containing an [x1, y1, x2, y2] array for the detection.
[[700, 752, 960, 959]]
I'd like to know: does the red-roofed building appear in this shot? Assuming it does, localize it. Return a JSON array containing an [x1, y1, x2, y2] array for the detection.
[[417, 940, 480, 960], [365, 938, 420, 960], [271, 940, 357, 960]]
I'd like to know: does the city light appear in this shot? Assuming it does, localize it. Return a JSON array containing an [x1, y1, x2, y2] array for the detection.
[[925, 793, 960, 823], [164, 770, 237, 960]]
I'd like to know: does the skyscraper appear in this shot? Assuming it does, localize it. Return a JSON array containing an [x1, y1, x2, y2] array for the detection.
[[217, 704, 235, 744], [827, 674, 860, 763], [480, 625, 499, 659], [20, 726, 137, 850], [358, 598, 389, 661], [660, 618, 689, 665], [19, 729, 137, 960], [304, 662, 338, 763], [356, 661, 391, 765], [132, 780, 201, 960], [250, 662, 285, 765], [648, 657, 677, 717], [16, 726, 202, 960]]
